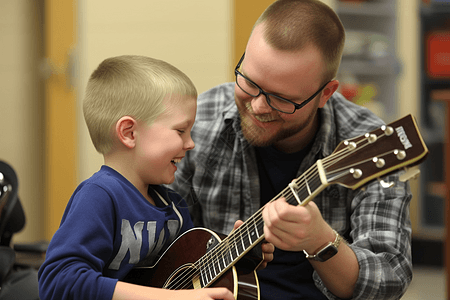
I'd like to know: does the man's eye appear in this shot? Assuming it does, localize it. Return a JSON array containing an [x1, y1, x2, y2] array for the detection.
[[245, 78, 256, 87]]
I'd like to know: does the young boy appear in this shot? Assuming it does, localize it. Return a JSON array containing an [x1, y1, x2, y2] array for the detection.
[[38, 55, 238, 300]]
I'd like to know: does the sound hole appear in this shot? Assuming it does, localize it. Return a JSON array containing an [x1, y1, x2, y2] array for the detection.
[[164, 264, 199, 290]]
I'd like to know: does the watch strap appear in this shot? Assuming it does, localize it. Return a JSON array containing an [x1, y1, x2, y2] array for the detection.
[[303, 230, 343, 262]]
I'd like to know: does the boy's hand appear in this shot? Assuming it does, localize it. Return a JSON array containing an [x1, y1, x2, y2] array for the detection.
[[113, 281, 234, 300], [232, 220, 274, 270], [171, 287, 234, 300]]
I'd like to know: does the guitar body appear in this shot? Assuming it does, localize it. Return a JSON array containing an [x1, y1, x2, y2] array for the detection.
[[123, 227, 260, 300]]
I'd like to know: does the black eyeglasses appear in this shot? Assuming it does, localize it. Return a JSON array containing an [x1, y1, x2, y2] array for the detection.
[[234, 53, 330, 114]]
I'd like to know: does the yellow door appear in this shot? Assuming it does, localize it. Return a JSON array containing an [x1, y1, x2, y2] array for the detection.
[[233, 0, 276, 65], [44, 0, 78, 240]]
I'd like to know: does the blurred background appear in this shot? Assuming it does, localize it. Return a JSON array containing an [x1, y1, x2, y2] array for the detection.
[[0, 0, 449, 298]]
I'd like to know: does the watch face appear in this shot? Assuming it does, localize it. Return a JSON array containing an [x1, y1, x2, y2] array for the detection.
[[317, 245, 338, 262]]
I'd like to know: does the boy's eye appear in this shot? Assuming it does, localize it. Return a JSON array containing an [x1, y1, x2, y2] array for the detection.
[[177, 129, 185, 134]]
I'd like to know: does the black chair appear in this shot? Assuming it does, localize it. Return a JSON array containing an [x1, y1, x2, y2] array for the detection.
[[0, 160, 40, 300]]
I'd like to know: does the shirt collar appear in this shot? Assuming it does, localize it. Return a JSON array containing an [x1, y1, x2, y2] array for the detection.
[[310, 99, 337, 159]]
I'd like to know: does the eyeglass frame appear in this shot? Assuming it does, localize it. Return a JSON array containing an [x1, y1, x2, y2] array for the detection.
[[234, 52, 331, 114]]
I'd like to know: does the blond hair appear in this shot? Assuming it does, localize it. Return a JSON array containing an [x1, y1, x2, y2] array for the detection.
[[83, 55, 197, 154], [254, 0, 345, 82]]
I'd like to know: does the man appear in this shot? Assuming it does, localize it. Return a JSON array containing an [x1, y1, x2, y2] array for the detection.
[[171, 0, 412, 299]]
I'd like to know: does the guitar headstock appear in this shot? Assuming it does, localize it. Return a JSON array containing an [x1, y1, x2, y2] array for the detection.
[[323, 114, 429, 189]]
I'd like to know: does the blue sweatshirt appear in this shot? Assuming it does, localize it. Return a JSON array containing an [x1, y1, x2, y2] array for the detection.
[[38, 165, 193, 300]]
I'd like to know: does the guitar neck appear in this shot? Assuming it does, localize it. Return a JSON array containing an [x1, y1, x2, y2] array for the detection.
[[197, 162, 327, 287]]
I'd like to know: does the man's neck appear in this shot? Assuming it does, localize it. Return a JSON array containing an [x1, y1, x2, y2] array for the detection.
[[273, 113, 319, 154]]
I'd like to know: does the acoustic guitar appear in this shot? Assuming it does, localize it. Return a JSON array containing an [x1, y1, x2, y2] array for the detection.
[[124, 114, 429, 299]]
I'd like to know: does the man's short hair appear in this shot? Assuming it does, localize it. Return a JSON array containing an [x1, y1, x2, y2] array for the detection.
[[254, 0, 345, 82]]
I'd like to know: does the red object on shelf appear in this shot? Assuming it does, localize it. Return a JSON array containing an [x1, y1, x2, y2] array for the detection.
[[426, 31, 450, 78], [340, 83, 359, 101]]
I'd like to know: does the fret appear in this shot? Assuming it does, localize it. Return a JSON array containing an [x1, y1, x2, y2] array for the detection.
[[256, 216, 264, 237], [304, 173, 312, 195], [212, 257, 220, 277], [240, 232, 246, 250], [224, 250, 232, 266], [234, 240, 241, 258], [217, 242, 229, 272], [249, 228, 258, 244], [206, 265, 213, 284], [200, 265, 207, 287], [200, 253, 215, 286], [251, 217, 260, 242], [232, 242, 239, 260], [229, 243, 235, 261], [217, 251, 226, 271], [244, 224, 252, 248], [285, 163, 323, 206]]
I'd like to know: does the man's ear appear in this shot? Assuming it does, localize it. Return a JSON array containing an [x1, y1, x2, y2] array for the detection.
[[318, 80, 339, 108], [116, 116, 137, 149]]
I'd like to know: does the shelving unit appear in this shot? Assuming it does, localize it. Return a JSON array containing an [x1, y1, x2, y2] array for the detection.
[[335, 0, 399, 122], [334, 0, 449, 268], [417, 1, 450, 243]]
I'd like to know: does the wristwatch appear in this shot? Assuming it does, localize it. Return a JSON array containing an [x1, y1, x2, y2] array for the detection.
[[303, 230, 343, 262]]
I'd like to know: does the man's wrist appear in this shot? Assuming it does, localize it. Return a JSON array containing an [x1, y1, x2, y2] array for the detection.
[[303, 230, 343, 262]]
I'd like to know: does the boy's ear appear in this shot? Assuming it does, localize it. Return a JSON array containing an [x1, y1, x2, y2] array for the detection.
[[116, 116, 136, 149]]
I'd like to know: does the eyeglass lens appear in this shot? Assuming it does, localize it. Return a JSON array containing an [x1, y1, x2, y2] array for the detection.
[[236, 73, 296, 113]]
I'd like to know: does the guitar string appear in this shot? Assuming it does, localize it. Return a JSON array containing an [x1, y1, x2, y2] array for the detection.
[[165, 133, 378, 290], [325, 148, 396, 181], [321, 133, 390, 178]]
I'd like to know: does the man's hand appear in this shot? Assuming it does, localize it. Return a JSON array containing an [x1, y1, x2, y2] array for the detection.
[[262, 198, 335, 254]]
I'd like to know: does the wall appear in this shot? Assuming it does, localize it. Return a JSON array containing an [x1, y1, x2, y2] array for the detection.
[[0, 0, 45, 242], [77, 0, 233, 183]]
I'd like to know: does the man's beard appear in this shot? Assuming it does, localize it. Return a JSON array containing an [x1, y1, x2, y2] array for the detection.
[[238, 101, 307, 147]]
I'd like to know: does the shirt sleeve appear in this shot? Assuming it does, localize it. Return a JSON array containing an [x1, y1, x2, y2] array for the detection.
[[170, 150, 205, 227], [38, 184, 118, 300], [313, 172, 413, 299]]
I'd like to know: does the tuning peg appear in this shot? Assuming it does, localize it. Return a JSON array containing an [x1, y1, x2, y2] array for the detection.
[[381, 125, 394, 136], [399, 167, 421, 182], [378, 178, 395, 188]]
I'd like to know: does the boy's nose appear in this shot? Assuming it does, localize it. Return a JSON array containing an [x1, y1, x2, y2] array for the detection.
[[184, 137, 195, 150]]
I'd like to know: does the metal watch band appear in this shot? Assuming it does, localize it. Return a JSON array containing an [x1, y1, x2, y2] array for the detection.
[[303, 230, 343, 262]]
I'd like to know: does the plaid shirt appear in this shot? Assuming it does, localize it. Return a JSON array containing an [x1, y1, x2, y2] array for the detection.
[[170, 82, 413, 299]]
